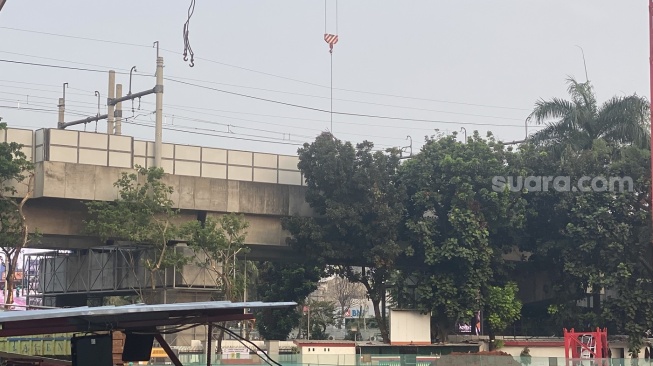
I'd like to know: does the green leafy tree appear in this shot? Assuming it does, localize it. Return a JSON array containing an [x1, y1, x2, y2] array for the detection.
[[284, 132, 407, 343], [399, 132, 526, 342], [517, 139, 652, 352], [0, 123, 36, 308], [84, 166, 189, 302], [184, 214, 250, 301], [485, 283, 522, 349], [526, 77, 649, 156], [255, 262, 323, 340], [183, 213, 250, 350]]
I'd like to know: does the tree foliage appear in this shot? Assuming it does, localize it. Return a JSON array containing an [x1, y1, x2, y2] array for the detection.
[[183, 213, 251, 348], [526, 77, 650, 156], [398, 132, 526, 341], [485, 283, 522, 335], [0, 122, 36, 307], [84, 166, 189, 301], [255, 262, 323, 340], [518, 140, 652, 353], [301, 300, 336, 340], [183, 214, 250, 301], [284, 132, 407, 343]]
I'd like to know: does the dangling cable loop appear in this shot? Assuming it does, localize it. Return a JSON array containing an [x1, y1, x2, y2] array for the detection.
[[183, 0, 196, 67]]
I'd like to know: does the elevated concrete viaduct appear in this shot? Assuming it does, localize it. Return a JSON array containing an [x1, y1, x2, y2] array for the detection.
[[0, 127, 312, 308], [3, 127, 314, 256]]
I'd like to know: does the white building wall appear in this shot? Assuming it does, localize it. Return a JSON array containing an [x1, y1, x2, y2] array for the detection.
[[389, 309, 430, 344]]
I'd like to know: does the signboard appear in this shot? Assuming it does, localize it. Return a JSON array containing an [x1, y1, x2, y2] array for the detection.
[[455, 311, 482, 335], [345, 307, 366, 318], [457, 323, 473, 333], [221, 347, 250, 360]]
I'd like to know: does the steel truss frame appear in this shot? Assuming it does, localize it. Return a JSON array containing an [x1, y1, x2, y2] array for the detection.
[[23, 244, 223, 307]]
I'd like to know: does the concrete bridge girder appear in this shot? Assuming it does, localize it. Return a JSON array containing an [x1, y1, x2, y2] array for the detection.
[[23, 161, 312, 253]]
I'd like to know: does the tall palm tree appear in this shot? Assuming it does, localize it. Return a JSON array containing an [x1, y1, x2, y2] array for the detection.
[[526, 77, 650, 156]]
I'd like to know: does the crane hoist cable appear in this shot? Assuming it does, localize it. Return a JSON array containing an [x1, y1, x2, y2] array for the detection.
[[324, 0, 338, 133]]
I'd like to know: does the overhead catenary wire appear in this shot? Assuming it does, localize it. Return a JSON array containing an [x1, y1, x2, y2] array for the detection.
[[0, 86, 450, 145], [1, 100, 531, 149], [0, 52, 525, 121], [0, 59, 131, 75], [125, 120, 304, 146], [0, 26, 530, 111], [165, 77, 538, 128], [0, 55, 544, 144], [0, 75, 542, 131], [1, 102, 311, 146]]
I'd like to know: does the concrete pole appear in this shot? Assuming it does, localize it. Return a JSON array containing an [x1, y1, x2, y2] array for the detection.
[[115, 84, 123, 135], [107, 70, 115, 134], [207, 324, 213, 366], [307, 306, 310, 340], [57, 98, 64, 128], [154, 57, 164, 168]]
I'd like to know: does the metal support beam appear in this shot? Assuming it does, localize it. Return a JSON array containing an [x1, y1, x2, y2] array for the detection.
[[154, 334, 183, 366], [107, 87, 155, 106], [155, 56, 164, 168], [107, 71, 115, 134], [59, 114, 108, 129]]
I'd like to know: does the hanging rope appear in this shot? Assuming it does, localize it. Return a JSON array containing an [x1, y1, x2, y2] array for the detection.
[[182, 0, 196, 67], [324, 0, 338, 132], [330, 50, 333, 132]]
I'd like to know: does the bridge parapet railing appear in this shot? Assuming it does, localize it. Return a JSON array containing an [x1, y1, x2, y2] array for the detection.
[[13, 128, 304, 186]]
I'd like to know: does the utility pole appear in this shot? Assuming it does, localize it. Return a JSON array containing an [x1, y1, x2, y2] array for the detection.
[[154, 57, 164, 167], [307, 305, 310, 340], [60, 57, 162, 147], [57, 98, 64, 128], [57, 83, 67, 129], [107, 71, 116, 134], [115, 84, 123, 135]]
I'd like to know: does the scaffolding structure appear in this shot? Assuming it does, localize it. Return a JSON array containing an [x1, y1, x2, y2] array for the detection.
[[564, 328, 610, 366]]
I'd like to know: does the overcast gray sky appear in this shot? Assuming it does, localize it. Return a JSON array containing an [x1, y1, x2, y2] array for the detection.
[[0, 1, 649, 156]]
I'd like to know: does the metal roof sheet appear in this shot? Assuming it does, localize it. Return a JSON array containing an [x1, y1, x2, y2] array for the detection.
[[0, 301, 295, 323]]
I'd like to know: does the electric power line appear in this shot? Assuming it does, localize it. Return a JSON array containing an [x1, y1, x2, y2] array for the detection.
[[0, 59, 529, 127], [0, 50, 524, 120], [0, 86, 411, 144], [0, 26, 531, 111], [166, 77, 535, 128], [125, 120, 305, 147], [0, 59, 130, 74]]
